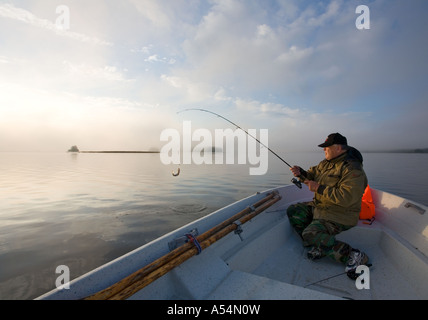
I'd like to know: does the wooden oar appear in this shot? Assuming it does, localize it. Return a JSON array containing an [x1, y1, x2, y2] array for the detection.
[[84, 191, 279, 300], [107, 194, 281, 300]]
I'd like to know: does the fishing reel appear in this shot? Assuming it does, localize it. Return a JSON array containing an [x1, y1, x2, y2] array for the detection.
[[291, 178, 302, 189]]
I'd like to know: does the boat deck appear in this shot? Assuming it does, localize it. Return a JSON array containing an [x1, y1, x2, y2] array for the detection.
[[129, 195, 428, 300], [221, 221, 427, 300]]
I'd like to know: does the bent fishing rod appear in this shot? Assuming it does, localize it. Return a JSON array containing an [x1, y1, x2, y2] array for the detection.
[[177, 108, 304, 189]]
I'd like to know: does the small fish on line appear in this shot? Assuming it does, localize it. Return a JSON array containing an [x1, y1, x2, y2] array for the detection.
[[172, 168, 181, 177]]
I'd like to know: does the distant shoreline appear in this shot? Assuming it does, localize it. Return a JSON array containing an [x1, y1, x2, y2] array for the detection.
[[362, 149, 428, 154], [68, 150, 427, 154], [76, 151, 160, 154]]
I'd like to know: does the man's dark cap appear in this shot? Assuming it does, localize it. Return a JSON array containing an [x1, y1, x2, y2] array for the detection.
[[318, 133, 348, 148]]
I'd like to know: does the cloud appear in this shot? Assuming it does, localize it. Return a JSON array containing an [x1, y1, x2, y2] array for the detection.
[[177, 0, 427, 115], [129, 0, 201, 36], [161, 74, 219, 104], [0, 3, 112, 46], [180, 1, 339, 98], [144, 54, 176, 65], [0, 82, 176, 152], [62, 61, 132, 83], [1, 0, 427, 153], [235, 99, 300, 118], [307, 0, 342, 27], [129, 0, 172, 29]]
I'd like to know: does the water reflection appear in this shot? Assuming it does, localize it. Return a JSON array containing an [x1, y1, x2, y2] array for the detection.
[[0, 151, 427, 299]]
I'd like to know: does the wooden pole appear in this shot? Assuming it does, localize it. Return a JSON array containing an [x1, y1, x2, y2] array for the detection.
[[108, 195, 281, 300], [85, 192, 279, 300]]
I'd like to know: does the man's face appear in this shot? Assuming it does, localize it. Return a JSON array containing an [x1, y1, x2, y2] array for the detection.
[[324, 144, 343, 160]]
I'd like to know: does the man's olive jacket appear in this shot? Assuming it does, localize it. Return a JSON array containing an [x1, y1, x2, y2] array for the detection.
[[301, 147, 368, 226]]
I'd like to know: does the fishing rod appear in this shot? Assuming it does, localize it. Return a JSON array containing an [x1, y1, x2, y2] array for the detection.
[[177, 108, 303, 189]]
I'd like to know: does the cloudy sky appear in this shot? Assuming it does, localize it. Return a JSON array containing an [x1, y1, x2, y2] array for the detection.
[[1, 0, 427, 152]]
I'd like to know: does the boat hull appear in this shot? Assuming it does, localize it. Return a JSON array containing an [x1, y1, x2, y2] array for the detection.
[[38, 185, 428, 300]]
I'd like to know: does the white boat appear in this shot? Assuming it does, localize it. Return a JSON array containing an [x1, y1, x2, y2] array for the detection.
[[37, 185, 428, 300]]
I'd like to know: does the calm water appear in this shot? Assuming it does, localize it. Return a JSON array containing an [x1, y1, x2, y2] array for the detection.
[[0, 151, 427, 299]]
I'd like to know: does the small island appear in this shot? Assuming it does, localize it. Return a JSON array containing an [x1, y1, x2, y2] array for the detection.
[[68, 145, 80, 153]]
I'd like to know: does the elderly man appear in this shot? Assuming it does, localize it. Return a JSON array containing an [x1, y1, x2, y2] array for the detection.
[[287, 133, 369, 277]]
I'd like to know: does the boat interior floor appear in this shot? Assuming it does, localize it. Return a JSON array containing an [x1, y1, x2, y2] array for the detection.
[[132, 212, 427, 300], [220, 221, 427, 300]]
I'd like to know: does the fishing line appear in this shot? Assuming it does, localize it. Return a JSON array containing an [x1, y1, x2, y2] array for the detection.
[[304, 263, 373, 288], [177, 108, 303, 188]]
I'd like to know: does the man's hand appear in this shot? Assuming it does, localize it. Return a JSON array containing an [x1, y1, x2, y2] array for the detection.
[[305, 180, 320, 193], [290, 166, 301, 177]]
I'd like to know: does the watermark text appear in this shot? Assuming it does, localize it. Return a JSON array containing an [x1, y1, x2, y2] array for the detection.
[[55, 265, 70, 290], [160, 121, 269, 175], [355, 265, 370, 290], [356, 5, 370, 30], [56, 5, 70, 31]]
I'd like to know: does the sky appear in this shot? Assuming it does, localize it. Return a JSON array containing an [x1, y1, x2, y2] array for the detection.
[[0, 0, 427, 153]]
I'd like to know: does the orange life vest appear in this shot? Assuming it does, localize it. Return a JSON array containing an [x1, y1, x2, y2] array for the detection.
[[360, 185, 375, 220]]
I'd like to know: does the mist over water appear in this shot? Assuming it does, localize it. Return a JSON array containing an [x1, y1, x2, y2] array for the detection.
[[0, 151, 427, 299]]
